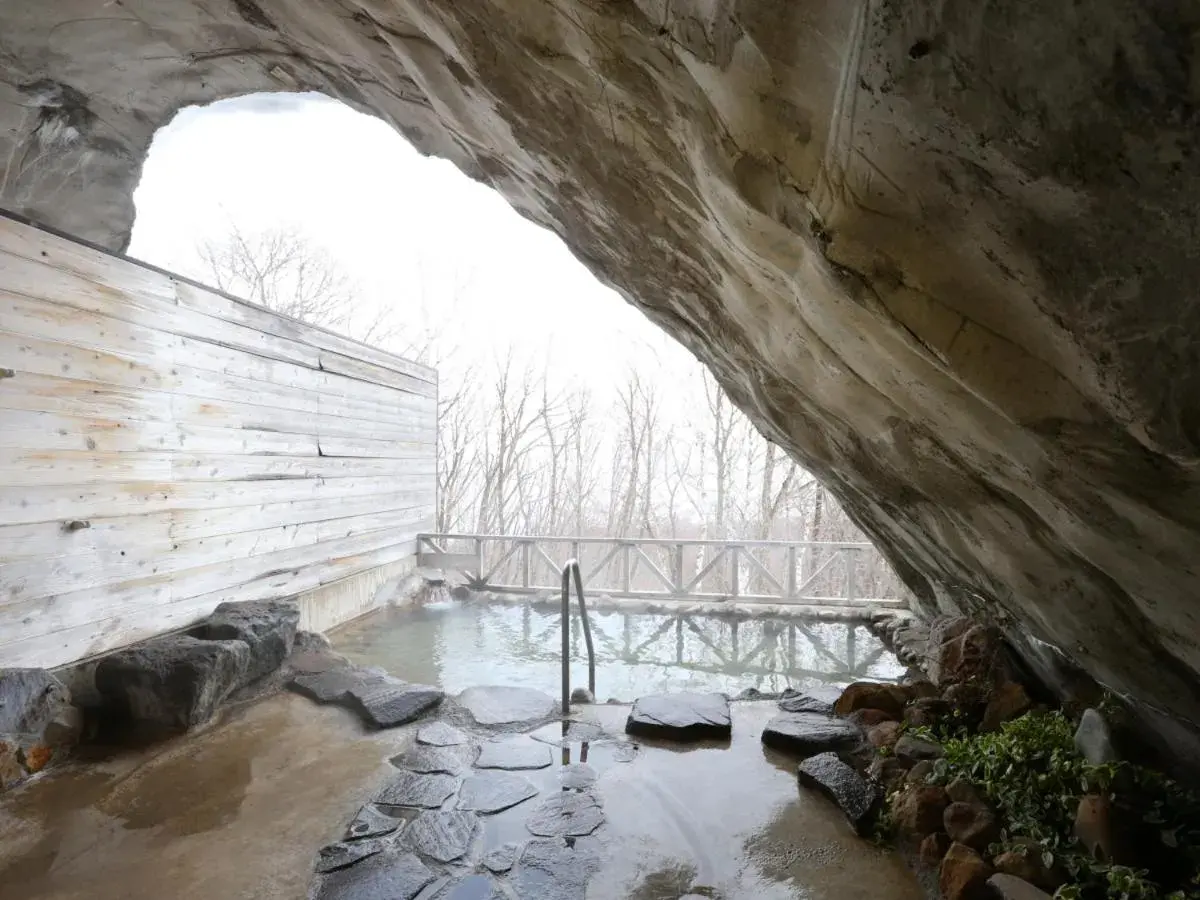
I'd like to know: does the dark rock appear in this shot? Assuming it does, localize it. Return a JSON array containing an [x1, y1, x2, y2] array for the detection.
[[0, 668, 79, 783], [528, 721, 607, 746], [525, 793, 605, 837], [933, 622, 1000, 687], [1074, 708, 1119, 765], [403, 810, 478, 862], [558, 763, 596, 790], [867, 720, 903, 750], [797, 752, 878, 834], [375, 770, 460, 809], [316, 839, 385, 873], [919, 832, 952, 868], [848, 707, 898, 727], [946, 777, 986, 806], [392, 743, 471, 775], [777, 693, 835, 715], [907, 680, 940, 699], [906, 760, 935, 784], [944, 801, 1000, 851], [442, 875, 497, 900], [94, 634, 249, 730], [482, 841, 522, 873], [510, 838, 600, 900], [345, 805, 402, 840], [187, 599, 298, 684], [981, 682, 1032, 732], [353, 683, 443, 729], [456, 771, 538, 814], [290, 666, 442, 729], [943, 681, 987, 715], [993, 846, 1063, 892], [867, 756, 911, 793], [417, 722, 469, 746], [458, 685, 556, 726], [834, 682, 909, 718], [475, 735, 553, 770], [891, 784, 950, 835], [988, 874, 1054, 900], [625, 692, 731, 741], [939, 842, 992, 900], [904, 697, 950, 728], [761, 712, 862, 756], [293, 630, 333, 653], [314, 850, 436, 900], [894, 734, 944, 764]]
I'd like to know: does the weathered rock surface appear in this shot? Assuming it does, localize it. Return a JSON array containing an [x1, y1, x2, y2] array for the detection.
[[392, 743, 472, 776], [891, 784, 951, 836], [894, 734, 945, 765], [474, 736, 553, 770], [313, 850, 435, 900], [345, 805, 402, 841], [777, 693, 835, 715], [761, 712, 862, 757], [442, 875, 498, 900], [625, 692, 731, 741], [0, 668, 80, 785], [558, 763, 597, 790], [417, 722, 470, 747], [374, 770, 460, 809], [525, 793, 605, 837], [8, 1, 1200, 765], [1074, 708, 1120, 765], [944, 801, 1001, 852], [940, 843, 992, 900], [481, 842, 522, 874], [509, 838, 599, 900], [94, 634, 249, 730], [187, 599, 299, 685], [458, 686, 556, 727], [834, 682, 908, 719], [403, 810, 478, 863], [290, 667, 443, 729], [796, 752, 877, 834], [456, 771, 539, 814], [315, 839, 385, 873]]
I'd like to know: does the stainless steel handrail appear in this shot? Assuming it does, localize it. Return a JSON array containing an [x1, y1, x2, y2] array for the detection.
[[560, 558, 596, 715]]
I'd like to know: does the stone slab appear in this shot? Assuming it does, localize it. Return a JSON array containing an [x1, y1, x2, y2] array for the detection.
[[624, 692, 731, 741], [391, 743, 472, 775], [509, 838, 600, 900], [375, 770, 460, 809], [417, 722, 469, 746], [403, 810, 478, 863], [761, 712, 862, 756], [474, 736, 553, 770], [482, 842, 523, 874], [314, 850, 436, 900], [525, 793, 604, 837], [458, 686, 557, 726], [316, 839, 385, 873], [345, 805, 402, 841], [456, 771, 539, 814]]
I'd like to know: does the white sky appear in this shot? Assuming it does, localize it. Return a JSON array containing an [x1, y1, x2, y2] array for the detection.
[[128, 92, 701, 399]]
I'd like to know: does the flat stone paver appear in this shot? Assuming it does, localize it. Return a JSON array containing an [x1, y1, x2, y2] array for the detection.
[[525, 793, 605, 837], [509, 838, 600, 900], [313, 850, 436, 900], [558, 763, 596, 790], [777, 693, 836, 715], [456, 771, 539, 814], [315, 839, 384, 873], [475, 736, 553, 770], [403, 810, 478, 863], [291, 667, 443, 729], [417, 722, 470, 746], [391, 743, 472, 775], [443, 874, 498, 900], [344, 805, 401, 841], [374, 771, 460, 809], [625, 692, 731, 741], [527, 721, 606, 746], [482, 842, 523, 874], [761, 712, 862, 756], [458, 686, 557, 727]]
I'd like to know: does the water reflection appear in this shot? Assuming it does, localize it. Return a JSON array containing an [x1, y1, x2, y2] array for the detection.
[[332, 600, 903, 700]]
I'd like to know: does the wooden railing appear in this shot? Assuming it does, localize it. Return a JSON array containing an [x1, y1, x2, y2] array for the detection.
[[416, 533, 906, 608]]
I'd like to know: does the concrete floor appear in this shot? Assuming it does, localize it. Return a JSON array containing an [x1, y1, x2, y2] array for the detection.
[[0, 693, 923, 900]]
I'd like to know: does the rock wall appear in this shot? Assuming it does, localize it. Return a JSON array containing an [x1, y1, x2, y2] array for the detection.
[[1, 2, 1198, 761]]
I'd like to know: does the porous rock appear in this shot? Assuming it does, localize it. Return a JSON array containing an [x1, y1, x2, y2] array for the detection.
[[890, 784, 950, 836], [797, 752, 878, 834], [187, 599, 299, 685], [0, 669, 80, 784], [939, 842, 992, 900], [10, 0, 1200, 772]]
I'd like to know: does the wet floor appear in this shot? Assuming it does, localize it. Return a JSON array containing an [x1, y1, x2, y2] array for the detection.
[[0, 693, 921, 900], [331, 598, 903, 700]]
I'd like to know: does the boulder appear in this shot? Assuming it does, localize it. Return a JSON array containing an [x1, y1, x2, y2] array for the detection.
[[866, 756, 911, 793], [867, 720, 903, 750], [761, 712, 862, 757], [1074, 708, 1119, 765], [187, 599, 299, 684], [919, 832, 952, 868], [939, 842, 992, 900], [906, 760, 936, 784], [833, 682, 909, 719], [626, 692, 731, 741], [981, 682, 1033, 732], [890, 784, 950, 836], [944, 801, 1001, 851], [946, 777, 987, 806], [993, 846, 1063, 892], [987, 874, 1054, 900], [904, 698, 950, 728], [848, 708, 898, 727], [94, 634, 249, 730], [0, 669, 80, 784], [797, 752, 878, 835], [893, 734, 944, 765]]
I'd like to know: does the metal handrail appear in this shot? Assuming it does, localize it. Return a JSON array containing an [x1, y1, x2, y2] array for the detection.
[[560, 559, 596, 715]]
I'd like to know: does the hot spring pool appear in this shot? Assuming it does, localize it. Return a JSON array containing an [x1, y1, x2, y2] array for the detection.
[[329, 597, 904, 700]]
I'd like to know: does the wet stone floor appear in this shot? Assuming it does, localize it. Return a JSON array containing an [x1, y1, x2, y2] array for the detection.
[[0, 687, 923, 900]]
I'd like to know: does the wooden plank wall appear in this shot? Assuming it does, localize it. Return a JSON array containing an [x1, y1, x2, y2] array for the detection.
[[0, 215, 437, 668]]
